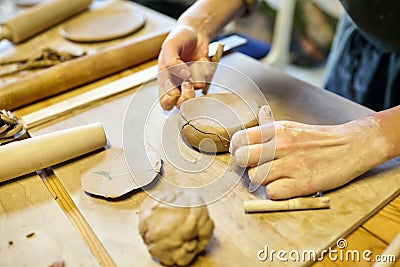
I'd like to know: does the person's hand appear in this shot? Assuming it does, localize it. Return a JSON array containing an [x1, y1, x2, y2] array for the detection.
[[230, 105, 390, 199], [158, 25, 211, 110]]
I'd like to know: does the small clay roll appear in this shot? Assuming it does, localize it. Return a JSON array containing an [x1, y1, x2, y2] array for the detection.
[[179, 93, 259, 153]]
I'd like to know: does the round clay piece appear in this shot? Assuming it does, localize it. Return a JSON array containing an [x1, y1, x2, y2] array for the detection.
[[60, 1, 146, 42], [179, 93, 259, 153], [138, 190, 214, 266]]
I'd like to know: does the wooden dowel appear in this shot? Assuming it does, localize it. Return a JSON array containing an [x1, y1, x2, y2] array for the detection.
[[202, 42, 225, 95], [244, 197, 330, 213], [0, 30, 168, 110]]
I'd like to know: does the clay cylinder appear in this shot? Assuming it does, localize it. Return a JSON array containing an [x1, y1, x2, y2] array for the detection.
[[0, 31, 168, 110], [0, 122, 107, 183], [1, 0, 92, 43]]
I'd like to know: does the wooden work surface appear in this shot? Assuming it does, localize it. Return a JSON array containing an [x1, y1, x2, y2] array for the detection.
[[10, 53, 399, 266], [1, 1, 399, 267]]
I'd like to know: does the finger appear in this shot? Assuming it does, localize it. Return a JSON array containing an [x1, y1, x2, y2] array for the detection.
[[232, 140, 275, 167], [160, 44, 192, 81], [189, 61, 208, 89], [176, 81, 195, 107], [229, 123, 275, 155], [247, 161, 273, 186], [159, 79, 181, 110], [258, 105, 273, 125], [265, 178, 303, 200]]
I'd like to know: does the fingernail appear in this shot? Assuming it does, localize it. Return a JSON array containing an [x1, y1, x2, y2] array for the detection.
[[179, 68, 191, 79], [234, 147, 248, 168], [248, 182, 261, 193], [258, 105, 273, 125], [263, 105, 272, 115], [181, 81, 192, 90]]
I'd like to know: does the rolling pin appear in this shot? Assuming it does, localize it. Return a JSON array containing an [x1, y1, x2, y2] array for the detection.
[[0, 122, 107, 183], [0, 30, 169, 110], [0, 0, 92, 43]]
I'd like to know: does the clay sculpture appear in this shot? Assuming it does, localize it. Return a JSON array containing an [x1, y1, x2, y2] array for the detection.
[[138, 190, 214, 266], [179, 93, 259, 153]]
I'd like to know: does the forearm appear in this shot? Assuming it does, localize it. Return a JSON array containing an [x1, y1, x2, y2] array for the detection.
[[371, 105, 400, 160], [178, 0, 247, 41]]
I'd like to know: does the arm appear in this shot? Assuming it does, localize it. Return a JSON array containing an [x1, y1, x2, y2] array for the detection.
[[158, 0, 253, 110], [230, 105, 400, 199]]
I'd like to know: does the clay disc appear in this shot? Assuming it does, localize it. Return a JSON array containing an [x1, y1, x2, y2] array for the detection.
[[179, 93, 259, 153], [80, 148, 160, 198], [60, 1, 146, 42]]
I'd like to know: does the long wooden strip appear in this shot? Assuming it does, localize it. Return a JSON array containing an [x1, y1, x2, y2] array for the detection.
[[0, 30, 168, 110], [38, 168, 116, 267], [22, 65, 158, 128]]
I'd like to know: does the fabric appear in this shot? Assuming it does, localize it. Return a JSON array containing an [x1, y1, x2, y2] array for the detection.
[[324, 12, 400, 111], [338, 0, 400, 53], [242, 0, 259, 16]]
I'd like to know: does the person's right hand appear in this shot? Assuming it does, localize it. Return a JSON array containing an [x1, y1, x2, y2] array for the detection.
[[158, 25, 212, 110]]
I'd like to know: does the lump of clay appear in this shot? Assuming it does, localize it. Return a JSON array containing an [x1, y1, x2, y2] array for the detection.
[[138, 191, 214, 266], [179, 93, 259, 153]]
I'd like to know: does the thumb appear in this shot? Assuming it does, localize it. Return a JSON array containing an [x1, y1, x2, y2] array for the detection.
[[258, 105, 273, 125]]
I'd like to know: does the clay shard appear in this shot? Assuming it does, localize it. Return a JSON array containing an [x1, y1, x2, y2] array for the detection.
[[179, 93, 259, 153], [138, 190, 214, 266], [81, 148, 160, 198]]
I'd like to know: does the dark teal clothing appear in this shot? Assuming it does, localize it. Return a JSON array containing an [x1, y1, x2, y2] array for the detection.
[[324, 11, 400, 111]]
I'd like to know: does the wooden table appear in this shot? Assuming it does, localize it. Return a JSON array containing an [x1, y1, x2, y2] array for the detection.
[[1, 1, 399, 266]]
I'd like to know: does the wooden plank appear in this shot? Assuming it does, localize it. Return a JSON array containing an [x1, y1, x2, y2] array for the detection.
[[0, 174, 98, 266], [313, 228, 387, 267], [362, 197, 400, 244], [25, 53, 400, 266]]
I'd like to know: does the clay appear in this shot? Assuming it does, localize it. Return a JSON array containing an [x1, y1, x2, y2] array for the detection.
[[179, 93, 259, 153], [60, 1, 146, 42], [81, 148, 161, 198], [138, 190, 214, 266]]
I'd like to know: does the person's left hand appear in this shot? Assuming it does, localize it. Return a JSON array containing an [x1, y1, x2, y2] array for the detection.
[[230, 105, 389, 199]]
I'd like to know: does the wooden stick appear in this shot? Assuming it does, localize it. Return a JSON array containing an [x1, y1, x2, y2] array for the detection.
[[0, 123, 107, 183], [22, 65, 158, 129], [0, 30, 168, 110], [244, 197, 330, 213], [202, 42, 225, 95]]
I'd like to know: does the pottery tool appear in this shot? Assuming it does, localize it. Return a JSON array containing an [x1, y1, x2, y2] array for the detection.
[[60, 0, 146, 42], [244, 197, 330, 213], [202, 42, 225, 95], [0, 122, 107, 183], [0, 47, 85, 78], [0, 30, 169, 110], [0, 0, 92, 43]]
